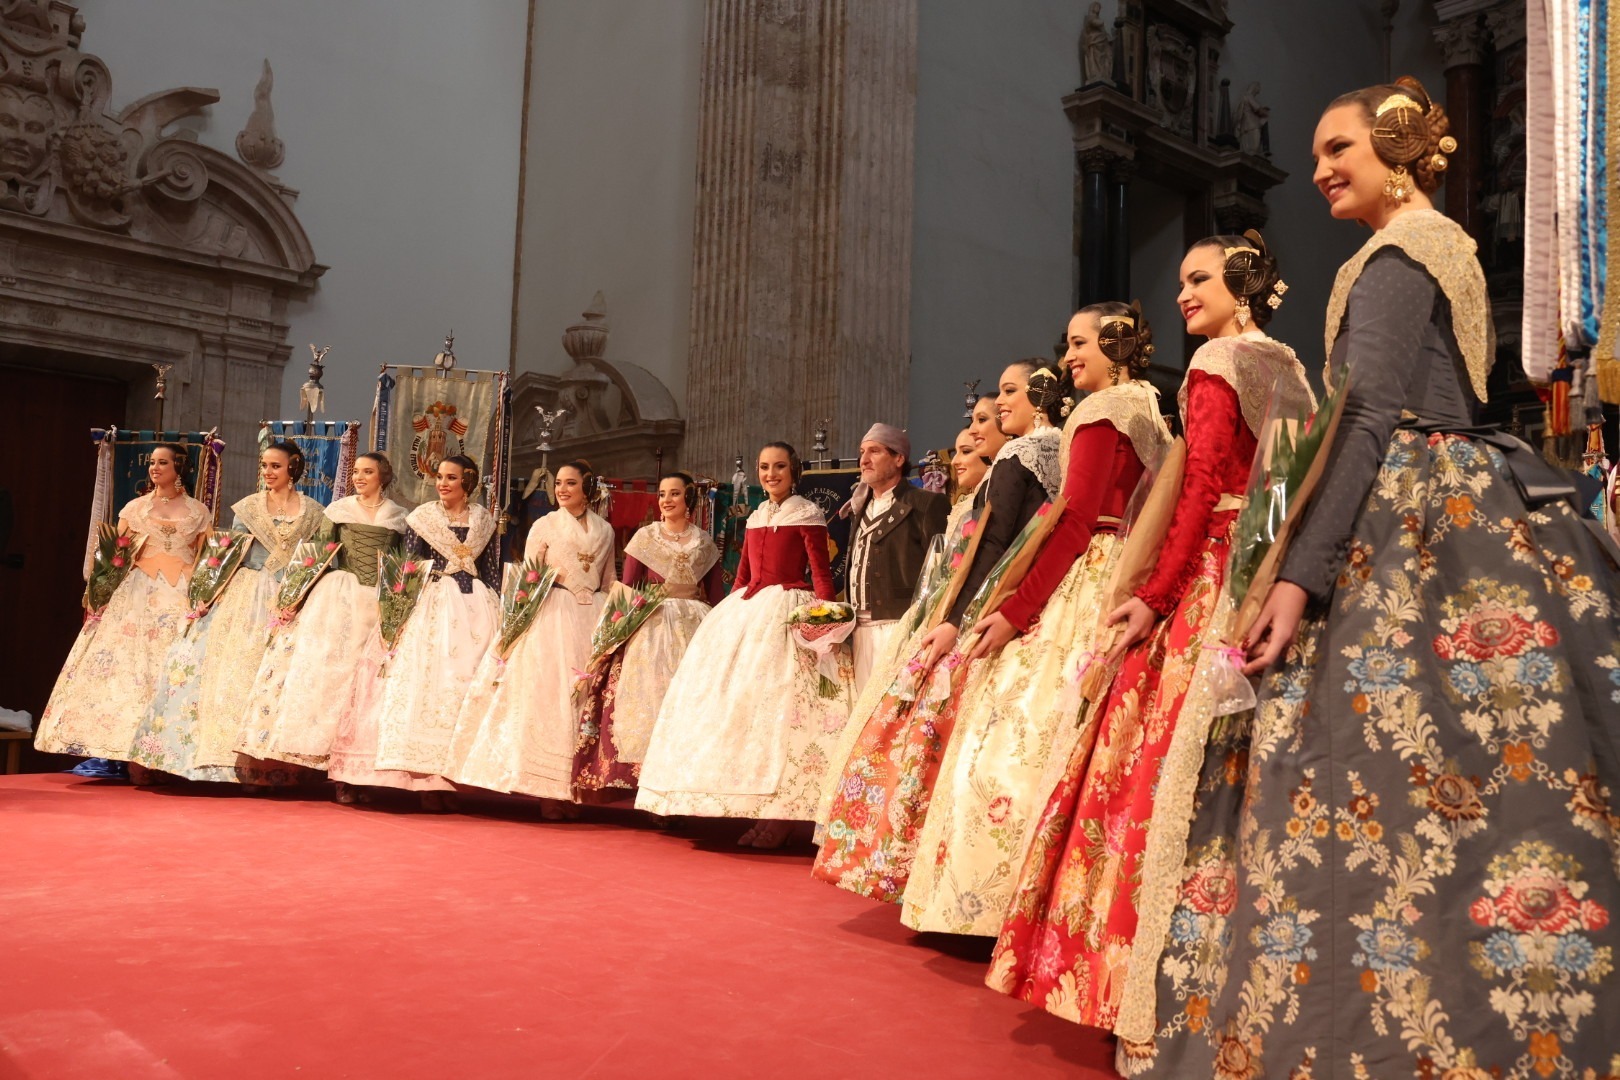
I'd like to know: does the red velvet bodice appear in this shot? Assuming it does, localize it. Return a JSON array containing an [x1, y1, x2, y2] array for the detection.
[[1136, 370, 1258, 616], [732, 523, 835, 601], [999, 421, 1148, 632]]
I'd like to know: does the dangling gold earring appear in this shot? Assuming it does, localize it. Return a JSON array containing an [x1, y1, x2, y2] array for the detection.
[[1383, 165, 1413, 204], [1234, 297, 1251, 330]]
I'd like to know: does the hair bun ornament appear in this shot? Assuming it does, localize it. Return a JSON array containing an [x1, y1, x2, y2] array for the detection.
[[1026, 367, 1063, 410], [1097, 314, 1140, 364], [1372, 89, 1432, 165], [1222, 229, 1272, 301]]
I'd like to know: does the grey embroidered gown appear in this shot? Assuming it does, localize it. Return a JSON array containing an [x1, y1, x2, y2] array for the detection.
[[1118, 210, 1620, 1077]]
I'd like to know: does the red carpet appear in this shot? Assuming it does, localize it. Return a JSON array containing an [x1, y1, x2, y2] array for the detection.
[[1, 774, 1118, 1079]]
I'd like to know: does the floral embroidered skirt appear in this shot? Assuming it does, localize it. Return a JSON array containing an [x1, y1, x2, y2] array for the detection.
[[129, 568, 302, 785], [986, 516, 1236, 1025], [446, 587, 602, 799], [36, 569, 189, 760], [369, 578, 498, 780], [572, 598, 710, 798], [1115, 431, 1620, 1077], [636, 584, 854, 821], [899, 534, 1119, 935], [237, 570, 380, 769]]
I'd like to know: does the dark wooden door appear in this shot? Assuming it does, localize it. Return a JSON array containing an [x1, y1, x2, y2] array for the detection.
[[0, 364, 126, 771]]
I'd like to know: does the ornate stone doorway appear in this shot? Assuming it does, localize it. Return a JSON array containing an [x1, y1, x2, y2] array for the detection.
[[0, 3, 323, 504]]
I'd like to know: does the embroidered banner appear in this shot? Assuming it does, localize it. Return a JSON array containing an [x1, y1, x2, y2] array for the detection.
[[370, 367, 504, 509], [259, 420, 361, 505]]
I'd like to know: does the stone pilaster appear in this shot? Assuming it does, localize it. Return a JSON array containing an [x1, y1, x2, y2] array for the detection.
[[683, 0, 917, 476]]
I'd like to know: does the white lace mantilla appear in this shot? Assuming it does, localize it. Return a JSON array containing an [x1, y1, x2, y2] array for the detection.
[[746, 494, 825, 530], [1179, 331, 1317, 438], [324, 495, 409, 534], [1064, 380, 1173, 475], [407, 501, 495, 577], [993, 426, 1063, 500]]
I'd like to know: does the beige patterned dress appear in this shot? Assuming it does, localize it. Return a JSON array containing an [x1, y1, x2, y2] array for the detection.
[[129, 491, 324, 782], [446, 508, 615, 798], [35, 493, 211, 760]]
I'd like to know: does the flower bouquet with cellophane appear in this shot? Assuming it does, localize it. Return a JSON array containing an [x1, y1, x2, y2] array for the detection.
[[1207, 364, 1351, 715], [786, 601, 857, 654], [377, 552, 435, 673], [267, 539, 342, 637], [589, 582, 666, 665], [83, 523, 145, 623], [492, 558, 557, 680], [184, 529, 254, 635]]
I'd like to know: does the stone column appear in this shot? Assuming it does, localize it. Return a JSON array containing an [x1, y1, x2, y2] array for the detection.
[[1434, 14, 1488, 243], [683, 0, 917, 476], [1106, 158, 1135, 300], [1076, 149, 1112, 307]]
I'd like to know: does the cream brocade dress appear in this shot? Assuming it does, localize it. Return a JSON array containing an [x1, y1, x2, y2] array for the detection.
[[446, 508, 615, 798], [900, 382, 1171, 935], [365, 502, 500, 781], [235, 496, 409, 768], [636, 496, 855, 821], [607, 524, 722, 764], [129, 492, 324, 782], [35, 494, 211, 760]]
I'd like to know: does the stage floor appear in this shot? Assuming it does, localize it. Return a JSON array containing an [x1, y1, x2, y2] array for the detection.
[[1, 774, 1117, 1079]]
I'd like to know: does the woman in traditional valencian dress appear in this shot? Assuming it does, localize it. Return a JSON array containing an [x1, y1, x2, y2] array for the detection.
[[36, 444, 211, 765], [985, 236, 1312, 1028], [235, 452, 408, 774], [446, 460, 614, 814], [572, 471, 724, 800], [1116, 77, 1620, 1078], [338, 454, 499, 810], [899, 307, 1173, 937], [813, 363, 1063, 900], [637, 442, 853, 849], [130, 441, 325, 786]]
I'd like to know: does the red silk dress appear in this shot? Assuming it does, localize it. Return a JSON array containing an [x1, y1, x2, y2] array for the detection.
[[988, 370, 1257, 1024]]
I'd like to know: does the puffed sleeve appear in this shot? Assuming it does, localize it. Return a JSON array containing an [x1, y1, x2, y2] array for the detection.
[[598, 533, 616, 593], [621, 551, 649, 587], [522, 517, 548, 564], [804, 525, 836, 601], [999, 421, 1123, 632], [1279, 252, 1435, 602], [921, 489, 950, 544], [947, 456, 1043, 626], [1135, 372, 1244, 617], [701, 558, 727, 605], [402, 526, 429, 561], [477, 532, 502, 593], [730, 528, 753, 595]]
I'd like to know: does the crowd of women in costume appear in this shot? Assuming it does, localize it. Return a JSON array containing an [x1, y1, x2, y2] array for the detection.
[[32, 77, 1619, 1077]]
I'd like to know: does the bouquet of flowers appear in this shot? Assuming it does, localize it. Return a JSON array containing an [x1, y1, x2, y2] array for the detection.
[[83, 523, 145, 622], [184, 529, 254, 635], [588, 582, 667, 665], [957, 499, 1064, 632], [494, 558, 558, 665], [786, 600, 857, 653], [1206, 365, 1352, 715], [900, 513, 980, 640], [377, 552, 435, 672], [267, 539, 343, 636]]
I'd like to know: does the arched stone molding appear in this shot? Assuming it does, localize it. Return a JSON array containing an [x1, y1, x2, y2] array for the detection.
[[0, 2, 323, 498]]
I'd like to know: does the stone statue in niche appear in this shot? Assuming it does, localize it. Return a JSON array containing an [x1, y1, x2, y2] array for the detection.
[[1080, 2, 1112, 86], [1146, 24, 1196, 138], [1236, 81, 1269, 156], [235, 60, 285, 171]]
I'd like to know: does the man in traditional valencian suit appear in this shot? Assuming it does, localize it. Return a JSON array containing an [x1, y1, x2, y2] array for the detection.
[[841, 422, 949, 694]]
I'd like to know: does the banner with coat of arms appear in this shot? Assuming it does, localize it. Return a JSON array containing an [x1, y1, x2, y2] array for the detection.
[[370, 366, 507, 510]]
